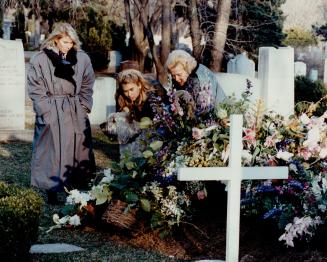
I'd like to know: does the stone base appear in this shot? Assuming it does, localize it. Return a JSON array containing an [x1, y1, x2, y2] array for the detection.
[[0, 129, 34, 142]]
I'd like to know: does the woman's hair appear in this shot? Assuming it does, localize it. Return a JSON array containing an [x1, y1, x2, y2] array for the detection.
[[41, 22, 81, 50], [165, 49, 197, 74], [116, 69, 154, 112]]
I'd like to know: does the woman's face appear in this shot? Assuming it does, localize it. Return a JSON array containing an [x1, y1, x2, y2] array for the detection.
[[122, 82, 141, 102], [55, 35, 74, 55], [169, 63, 189, 86]]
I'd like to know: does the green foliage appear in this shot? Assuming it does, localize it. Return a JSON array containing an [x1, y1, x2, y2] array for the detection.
[[294, 76, 327, 116], [76, 7, 112, 70], [0, 182, 44, 259], [283, 27, 317, 48], [228, 0, 286, 59]]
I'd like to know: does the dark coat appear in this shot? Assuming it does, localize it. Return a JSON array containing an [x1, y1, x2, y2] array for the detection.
[[27, 49, 95, 191]]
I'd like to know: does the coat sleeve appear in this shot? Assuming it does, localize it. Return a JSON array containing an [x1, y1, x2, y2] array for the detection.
[[27, 59, 52, 116], [79, 55, 95, 113]]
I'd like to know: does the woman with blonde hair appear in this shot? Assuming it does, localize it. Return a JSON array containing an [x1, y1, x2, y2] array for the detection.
[[166, 49, 226, 112], [115, 69, 167, 121], [28, 22, 95, 204]]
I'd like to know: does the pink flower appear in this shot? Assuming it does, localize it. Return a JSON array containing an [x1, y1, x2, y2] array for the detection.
[[243, 128, 256, 146], [197, 190, 206, 200], [264, 135, 277, 148], [299, 148, 312, 160], [192, 128, 205, 140]]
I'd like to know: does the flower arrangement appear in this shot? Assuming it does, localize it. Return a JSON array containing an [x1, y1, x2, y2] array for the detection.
[[51, 81, 326, 247]]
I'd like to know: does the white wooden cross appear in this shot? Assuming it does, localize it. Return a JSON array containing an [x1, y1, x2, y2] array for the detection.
[[178, 114, 288, 262]]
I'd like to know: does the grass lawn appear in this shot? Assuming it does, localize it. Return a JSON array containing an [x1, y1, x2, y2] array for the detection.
[[0, 129, 179, 262]]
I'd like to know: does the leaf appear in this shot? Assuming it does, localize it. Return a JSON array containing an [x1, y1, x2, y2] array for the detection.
[[251, 146, 261, 165], [60, 204, 78, 216], [212, 132, 219, 142], [139, 117, 152, 129], [150, 213, 163, 229], [143, 150, 153, 158], [150, 140, 163, 151], [140, 198, 151, 212], [159, 229, 170, 238], [109, 182, 126, 190], [125, 161, 136, 170], [125, 192, 139, 203], [90, 186, 112, 205]]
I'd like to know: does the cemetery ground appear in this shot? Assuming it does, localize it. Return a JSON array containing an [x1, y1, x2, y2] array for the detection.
[[2, 130, 327, 261]]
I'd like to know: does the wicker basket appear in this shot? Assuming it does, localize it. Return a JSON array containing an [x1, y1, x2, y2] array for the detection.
[[102, 200, 137, 229]]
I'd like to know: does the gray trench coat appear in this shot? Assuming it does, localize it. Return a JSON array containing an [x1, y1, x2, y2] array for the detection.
[[28, 50, 95, 191]]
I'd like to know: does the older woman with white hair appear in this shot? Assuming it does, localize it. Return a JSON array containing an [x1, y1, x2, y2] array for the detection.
[[166, 49, 226, 112], [28, 22, 95, 204]]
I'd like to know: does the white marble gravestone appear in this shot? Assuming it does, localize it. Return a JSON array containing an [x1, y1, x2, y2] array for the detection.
[[2, 20, 12, 40], [258, 47, 294, 117], [178, 115, 288, 262], [0, 39, 25, 130], [89, 77, 116, 125], [309, 69, 318, 81], [294, 61, 307, 77], [108, 50, 122, 73], [227, 53, 255, 78], [323, 59, 327, 84]]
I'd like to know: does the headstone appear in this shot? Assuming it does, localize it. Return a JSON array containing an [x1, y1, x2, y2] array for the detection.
[[324, 59, 327, 84], [216, 73, 261, 103], [227, 58, 236, 74], [258, 47, 294, 117], [2, 20, 12, 40], [294, 61, 307, 77], [227, 52, 255, 78], [309, 69, 318, 81], [30, 243, 85, 254], [0, 39, 25, 130], [178, 114, 288, 262], [89, 77, 116, 125], [108, 50, 122, 73]]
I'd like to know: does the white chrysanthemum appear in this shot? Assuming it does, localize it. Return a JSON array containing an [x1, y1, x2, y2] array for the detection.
[[242, 150, 252, 165], [69, 215, 81, 226], [303, 127, 320, 149], [299, 113, 310, 125], [100, 168, 114, 184], [276, 150, 293, 162], [66, 189, 93, 208]]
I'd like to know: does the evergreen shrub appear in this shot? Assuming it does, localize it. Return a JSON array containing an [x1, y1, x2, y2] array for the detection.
[[294, 76, 327, 116], [0, 182, 43, 260]]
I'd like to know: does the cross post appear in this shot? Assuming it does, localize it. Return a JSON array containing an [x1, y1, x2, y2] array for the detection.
[[178, 114, 288, 262]]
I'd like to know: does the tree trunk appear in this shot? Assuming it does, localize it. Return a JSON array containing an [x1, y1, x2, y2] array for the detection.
[[133, 0, 167, 85], [188, 0, 203, 61], [170, 2, 178, 50], [160, 0, 171, 66], [124, 0, 147, 70], [209, 0, 232, 72]]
